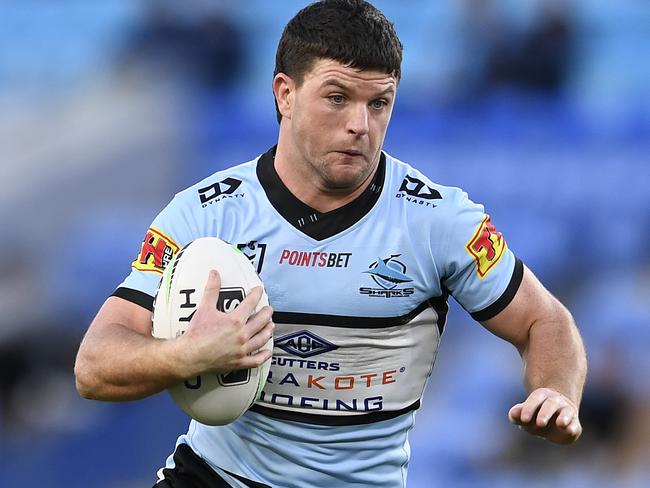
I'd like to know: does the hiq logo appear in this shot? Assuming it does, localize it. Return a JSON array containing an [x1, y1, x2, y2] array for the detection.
[[217, 287, 246, 313], [275, 330, 338, 358], [179, 286, 251, 389], [360, 254, 415, 298]]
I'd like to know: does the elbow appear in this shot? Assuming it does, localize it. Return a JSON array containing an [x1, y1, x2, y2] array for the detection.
[[74, 354, 102, 400]]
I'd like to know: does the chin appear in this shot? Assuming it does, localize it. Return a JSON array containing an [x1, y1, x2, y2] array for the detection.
[[324, 169, 368, 191]]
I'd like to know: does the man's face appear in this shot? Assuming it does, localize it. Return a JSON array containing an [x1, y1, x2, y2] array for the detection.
[[284, 58, 397, 192]]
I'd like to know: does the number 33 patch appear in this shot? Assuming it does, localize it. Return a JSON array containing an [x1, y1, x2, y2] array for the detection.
[[465, 215, 507, 279]]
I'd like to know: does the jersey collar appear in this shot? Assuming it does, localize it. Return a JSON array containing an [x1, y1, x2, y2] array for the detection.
[[256, 146, 385, 241]]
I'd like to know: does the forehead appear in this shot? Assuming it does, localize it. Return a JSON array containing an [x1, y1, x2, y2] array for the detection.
[[302, 58, 397, 93]]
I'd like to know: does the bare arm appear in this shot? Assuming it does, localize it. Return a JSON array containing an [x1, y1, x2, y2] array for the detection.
[[74, 270, 274, 401], [482, 264, 587, 444]]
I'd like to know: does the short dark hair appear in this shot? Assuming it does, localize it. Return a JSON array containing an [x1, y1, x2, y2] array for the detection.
[[273, 0, 403, 122]]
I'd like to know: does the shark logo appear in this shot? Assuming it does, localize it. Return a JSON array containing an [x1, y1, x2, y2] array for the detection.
[[364, 255, 413, 289], [360, 255, 415, 298]]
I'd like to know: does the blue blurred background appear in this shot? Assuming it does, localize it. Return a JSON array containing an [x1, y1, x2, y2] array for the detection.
[[1, 1, 649, 487]]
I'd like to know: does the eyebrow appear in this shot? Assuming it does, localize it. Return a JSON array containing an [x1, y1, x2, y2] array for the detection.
[[321, 79, 395, 97]]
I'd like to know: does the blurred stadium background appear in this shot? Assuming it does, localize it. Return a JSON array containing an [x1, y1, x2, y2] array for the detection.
[[1, 1, 649, 487]]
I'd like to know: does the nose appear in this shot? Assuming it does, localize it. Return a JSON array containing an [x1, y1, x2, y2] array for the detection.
[[346, 103, 369, 136]]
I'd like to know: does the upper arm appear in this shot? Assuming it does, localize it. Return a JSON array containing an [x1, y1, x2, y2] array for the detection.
[[90, 296, 153, 336], [74, 295, 155, 397], [78, 296, 153, 359], [481, 264, 570, 352], [89, 189, 195, 338]]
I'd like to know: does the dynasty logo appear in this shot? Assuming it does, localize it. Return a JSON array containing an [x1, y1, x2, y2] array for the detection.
[[396, 175, 442, 208], [197, 177, 243, 207], [359, 254, 415, 298]]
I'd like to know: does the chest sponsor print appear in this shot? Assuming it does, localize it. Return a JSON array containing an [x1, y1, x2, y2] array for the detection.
[[278, 249, 352, 268]]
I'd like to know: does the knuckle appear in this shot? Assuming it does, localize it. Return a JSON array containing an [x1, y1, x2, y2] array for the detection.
[[236, 332, 247, 346], [253, 353, 268, 366], [531, 389, 549, 401], [544, 396, 561, 408], [263, 309, 273, 323]]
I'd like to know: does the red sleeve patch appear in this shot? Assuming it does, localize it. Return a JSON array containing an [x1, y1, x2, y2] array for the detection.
[[465, 215, 507, 279], [132, 227, 180, 274]]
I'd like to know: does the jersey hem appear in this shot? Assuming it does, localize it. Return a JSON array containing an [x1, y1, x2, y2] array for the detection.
[[470, 257, 524, 322], [112, 287, 154, 311]]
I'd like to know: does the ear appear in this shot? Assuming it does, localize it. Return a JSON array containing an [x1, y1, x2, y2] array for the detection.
[[273, 73, 295, 120]]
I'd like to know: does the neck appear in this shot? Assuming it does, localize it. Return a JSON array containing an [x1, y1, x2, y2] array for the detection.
[[274, 127, 378, 213]]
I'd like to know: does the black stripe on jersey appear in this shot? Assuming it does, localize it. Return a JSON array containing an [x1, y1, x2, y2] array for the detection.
[[256, 145, 385, 241], [250, 399, 420, 426], [274, 297, 448, 334], [221, 469, 272, 488], [112, 287, 154, 311], [429, 292, 449, 335], [470, 257, 524, 322], [156, 444, 271, 488]]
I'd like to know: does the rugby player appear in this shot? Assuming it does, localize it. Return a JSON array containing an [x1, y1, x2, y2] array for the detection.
[[75, 1, 587, 486]]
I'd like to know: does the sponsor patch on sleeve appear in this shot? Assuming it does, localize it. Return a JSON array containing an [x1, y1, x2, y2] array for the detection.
[[465, 215, 507, 279], [132, 227, 180, 274]]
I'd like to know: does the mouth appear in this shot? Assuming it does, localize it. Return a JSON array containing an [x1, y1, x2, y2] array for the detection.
[[336, 150, 364, 158]]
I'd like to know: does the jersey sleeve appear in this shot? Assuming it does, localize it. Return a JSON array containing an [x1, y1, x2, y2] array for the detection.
[[113, 194, 198, 310], [440, 190, 523, 322]]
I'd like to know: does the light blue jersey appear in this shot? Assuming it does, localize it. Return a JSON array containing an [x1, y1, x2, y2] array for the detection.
[[116, 147, 522, 487]]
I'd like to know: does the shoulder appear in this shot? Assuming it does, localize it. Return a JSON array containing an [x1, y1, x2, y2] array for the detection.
[[147, 154, 263, 241], [384, 151, 478, 215], [173, 156, 261, 209]]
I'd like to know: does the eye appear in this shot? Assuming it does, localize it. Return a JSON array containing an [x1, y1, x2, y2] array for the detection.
[[371, 99, 388, 110], [329, 94, 345, 105]]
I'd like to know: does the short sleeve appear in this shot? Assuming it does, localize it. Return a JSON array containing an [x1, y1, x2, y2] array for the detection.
[[441, 190, 523, 322], [113, 194, 198, 309]]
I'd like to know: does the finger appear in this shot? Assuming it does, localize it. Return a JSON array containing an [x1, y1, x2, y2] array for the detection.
[[535, 396, 563, 428], [230, 286, 264, 319], [519, 389, 550, 424], [555, 405, 576, 429], [566, 417, 582, 439], [238, 349, 273, 369], [242, 305, 274, 338], [244, 321, 275, 355], [198, 270, 221, 311], [508, 403, 524, 424]]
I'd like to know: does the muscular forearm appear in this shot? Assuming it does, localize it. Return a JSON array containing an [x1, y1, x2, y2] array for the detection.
[[485, 267, 586, 443], [521, 305, 587, 406], [75, 284, 274, 403], [75, 322, 187, 401]]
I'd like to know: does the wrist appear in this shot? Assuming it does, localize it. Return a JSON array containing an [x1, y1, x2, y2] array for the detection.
[[160, 335, 194, 382]]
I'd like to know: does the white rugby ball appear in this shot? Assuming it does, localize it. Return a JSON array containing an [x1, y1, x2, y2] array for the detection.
[[152, 237, 271, 425]]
